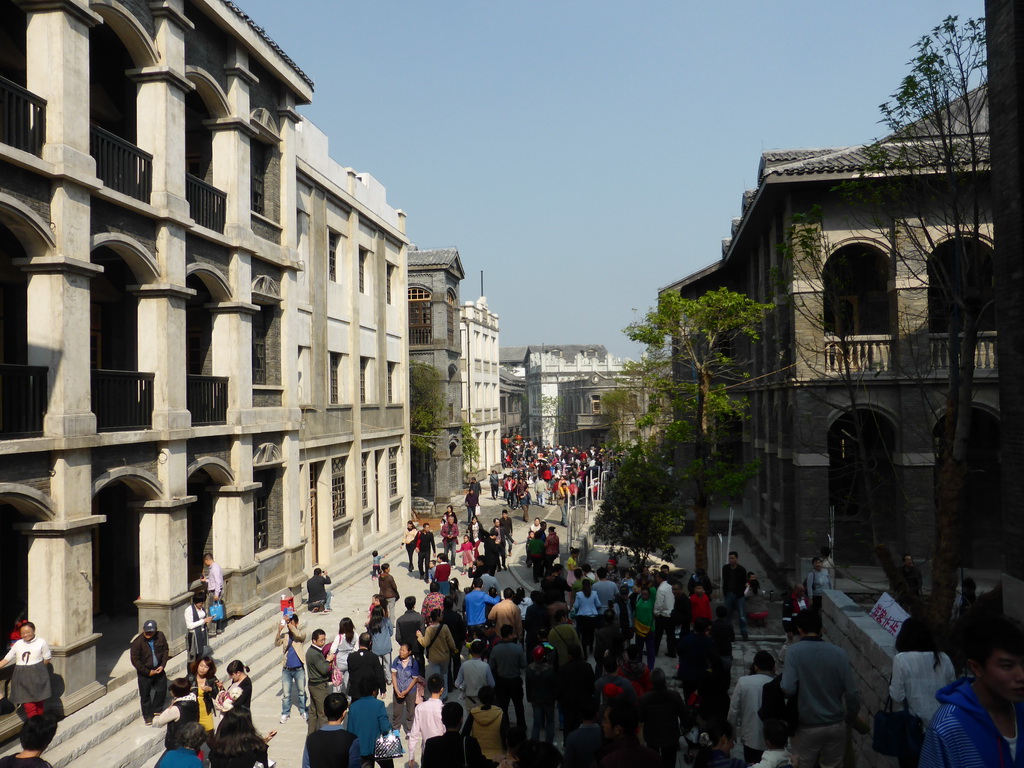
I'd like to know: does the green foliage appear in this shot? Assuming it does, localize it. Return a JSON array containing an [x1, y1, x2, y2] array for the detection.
[[409, 363, 446, 453], [461, 422, 480, 471], [593, 440, 683, 569]]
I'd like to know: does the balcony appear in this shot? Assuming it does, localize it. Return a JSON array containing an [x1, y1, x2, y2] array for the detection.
[[410, 327, 431, 346], [0, 364, 47, 437], [930, 331, 997, 371], [823, 335, 891, 374], [0, 76, 45, 156], [186, 174, 226, 233], [90, 125, 152, 203], [187, 375, 228, 426], [92, 369, 154, 431]]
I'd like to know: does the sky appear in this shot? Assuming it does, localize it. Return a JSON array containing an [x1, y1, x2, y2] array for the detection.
[[240, 0, 984, 359]]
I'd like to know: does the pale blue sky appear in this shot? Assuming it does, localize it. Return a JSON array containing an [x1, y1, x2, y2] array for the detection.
[[241, 0, 983, 358]]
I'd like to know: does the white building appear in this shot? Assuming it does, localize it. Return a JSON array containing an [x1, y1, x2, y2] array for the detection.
[[460, 297, 500, 472]]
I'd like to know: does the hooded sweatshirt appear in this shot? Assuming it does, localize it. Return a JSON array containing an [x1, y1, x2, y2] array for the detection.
[[470, 705, 505, 760], [920, 676, 1024, 768]]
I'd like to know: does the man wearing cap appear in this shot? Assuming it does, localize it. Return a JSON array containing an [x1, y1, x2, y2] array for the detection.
[[130, 620, 169, 725]]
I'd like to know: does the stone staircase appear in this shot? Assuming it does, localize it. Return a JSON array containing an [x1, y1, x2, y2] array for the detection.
[[1, 527, 404, 768]]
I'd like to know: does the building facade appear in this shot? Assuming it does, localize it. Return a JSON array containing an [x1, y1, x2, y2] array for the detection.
[[499, 367, 525, 440], [0, 0, 408, 728], [557, 371, 620, 448], [407, 247, 465, 507], [460, 297, 500, 474], [663, 123, 996, 579]]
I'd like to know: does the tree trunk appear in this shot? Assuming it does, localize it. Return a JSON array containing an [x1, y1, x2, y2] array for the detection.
[[927, 402, 967, 634], [694, 497, 709, 572]]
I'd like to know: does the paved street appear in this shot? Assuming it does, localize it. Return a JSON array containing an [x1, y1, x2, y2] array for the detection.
[[145, 493, 789, 767]]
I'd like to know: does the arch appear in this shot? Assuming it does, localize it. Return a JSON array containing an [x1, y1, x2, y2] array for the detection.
[[187, 457, 235, 486], [185, 67, 231, 120], [252, 274, 281, 302], [822, 243, 891, 336], [0, 192, 55, 261], [89, 0, 159, 68], [0, 484, 55, 521], [91, 232, 159, 284], [186, 263, 232, 302], [253, 442, 283, 466], [408, 286, 432, 300], [250, 108, 279, 138], [826, 401, 902, 439], [927, 237, 995, 333], [92, 466, 163, 499]]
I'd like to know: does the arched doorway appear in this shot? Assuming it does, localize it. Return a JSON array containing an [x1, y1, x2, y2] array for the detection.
[[822, 244, 892, 336], [0, 503, 31, 637], [827, 408, 901, 562], [91, 482, 141, 618]]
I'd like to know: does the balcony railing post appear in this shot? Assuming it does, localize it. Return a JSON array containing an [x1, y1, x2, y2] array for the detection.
[[186, 173, 227, 233], [90, 125, 153, 203], [0, 76, 46, 157], [91, 369, 154, 431], [0, 364, 48, 437], [187, 375, 228, 425]]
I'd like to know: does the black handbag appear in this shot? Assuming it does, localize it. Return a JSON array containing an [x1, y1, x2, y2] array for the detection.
[[872, 696, 923, 758]]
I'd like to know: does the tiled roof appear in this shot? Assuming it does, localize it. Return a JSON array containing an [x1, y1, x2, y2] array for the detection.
[[526, 344, 610, 360], [500, 346, 529, 366], [221, 1, 314, 90], [408, 247, 461, 268]]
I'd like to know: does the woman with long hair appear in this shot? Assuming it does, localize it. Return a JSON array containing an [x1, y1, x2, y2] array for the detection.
[[368, 605, 393, 668], [890, 617, 956, 768], [327, 617, 358, 693], [402, 520, 419, 571], [744, 573, 769, 626], [219, 660, 252, 712], [209, 707, 276, 768], [188, 656, 220, 737]]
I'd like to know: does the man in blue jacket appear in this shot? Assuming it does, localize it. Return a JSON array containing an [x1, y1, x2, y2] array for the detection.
[[921, 615, 1024, 767]]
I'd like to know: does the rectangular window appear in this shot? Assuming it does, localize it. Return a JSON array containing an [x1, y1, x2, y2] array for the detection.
[[361, 453, 369, 508], [358, 249, 368, 294], [254, 494, 269, 552], [330, 352, 341, 404], [387, 362, 395, 404], [251, 142, 266, 216], [386, 265, 394, 305], [360, 357, 369, 404], [591, 394, 602, 414], [389, 448, 398, 497], [328, 231, 339, 282], [252, 308, 270, 385], [331, 457, 346, 520]]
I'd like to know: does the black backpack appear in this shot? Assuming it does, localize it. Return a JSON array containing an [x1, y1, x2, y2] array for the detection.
[[758, 675, 799, 736]]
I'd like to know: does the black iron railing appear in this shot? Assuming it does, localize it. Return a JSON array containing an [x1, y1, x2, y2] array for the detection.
[[90, 125, 152, 203], [0, 364, 47, 437], [186, 173, 226, 233], [0, 76, 45, 156], [92, 369, 154, 431], [187, 374, 228, 425]]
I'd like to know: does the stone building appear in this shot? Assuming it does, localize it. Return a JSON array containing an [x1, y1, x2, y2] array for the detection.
[[459, 297, 500, 474], [0, 0, 408, 728], [407, 246, 465, 507], [557, 371, 620, 448], [499, 367, 525, 440], [663, 119, 996, 579]]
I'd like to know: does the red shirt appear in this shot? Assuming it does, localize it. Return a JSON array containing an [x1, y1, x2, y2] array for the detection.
[[689, 593, 712, 621], [434, 563, 451, 583]]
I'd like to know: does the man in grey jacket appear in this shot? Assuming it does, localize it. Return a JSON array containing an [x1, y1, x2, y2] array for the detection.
[[306, 628, 332, 734], [781, 610, 859, 768]]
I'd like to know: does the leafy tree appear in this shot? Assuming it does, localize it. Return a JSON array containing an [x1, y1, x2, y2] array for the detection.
[[836, 15, 988, 628], [599, 359, 674, 448], [593, 440, 681, 569], [461, 421, 480, 473], [626, 287, 772, 570], [410, 362, 446, 453]]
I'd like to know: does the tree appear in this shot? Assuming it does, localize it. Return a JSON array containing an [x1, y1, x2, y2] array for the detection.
[[599, 358, 674, 448], [410, 362, 446, 453], [837, 15, 988, 629], [626, 287, 772, 570], [461, 421, 480, 473], [593, 440, 681, 569]]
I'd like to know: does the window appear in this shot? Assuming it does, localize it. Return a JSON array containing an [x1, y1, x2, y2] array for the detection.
[[387, 362, 395, 404], [331, 457, 346, 520], [386, 265, 394, 305], [408, 287, 432, 345], [251, 142, 266, 216], [330, 352, 341, 404], [389, 448, 399, 497], [446, 289, 457, 345], [254, 494, 269, 552], [359, 248, 369, 294], [591, 394, 602, 415], [252, 308, 271, 385], [359, 357, 369, 404], [328, 231, 339, 282], [361, 453, 369, 508]]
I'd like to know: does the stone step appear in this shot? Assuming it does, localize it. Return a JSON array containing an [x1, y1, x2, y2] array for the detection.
[[47, 527, 402, 767]]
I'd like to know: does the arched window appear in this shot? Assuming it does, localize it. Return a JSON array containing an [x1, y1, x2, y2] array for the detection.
[[822, 245, 891, 336], [408, 287, 431, 345], [927, 239, 994, 333]]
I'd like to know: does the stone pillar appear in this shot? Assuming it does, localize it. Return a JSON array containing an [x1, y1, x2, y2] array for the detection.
[[22, 0, 99, 177], [136, 284, 193, 431], [17, 516, 106, 716], [210, 250, 256, 421], [218, 44, 255, 236], [134, 497, 194, 654]]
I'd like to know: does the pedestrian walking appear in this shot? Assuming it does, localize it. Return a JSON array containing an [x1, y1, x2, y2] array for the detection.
[[130, 619, 168, 725], [0, 622, 51, 719], [275, 614, 308, 724], [307, 629, 333, 734]]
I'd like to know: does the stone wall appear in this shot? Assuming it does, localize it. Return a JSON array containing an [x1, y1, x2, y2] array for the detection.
[[821, 589, 897, 768]]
